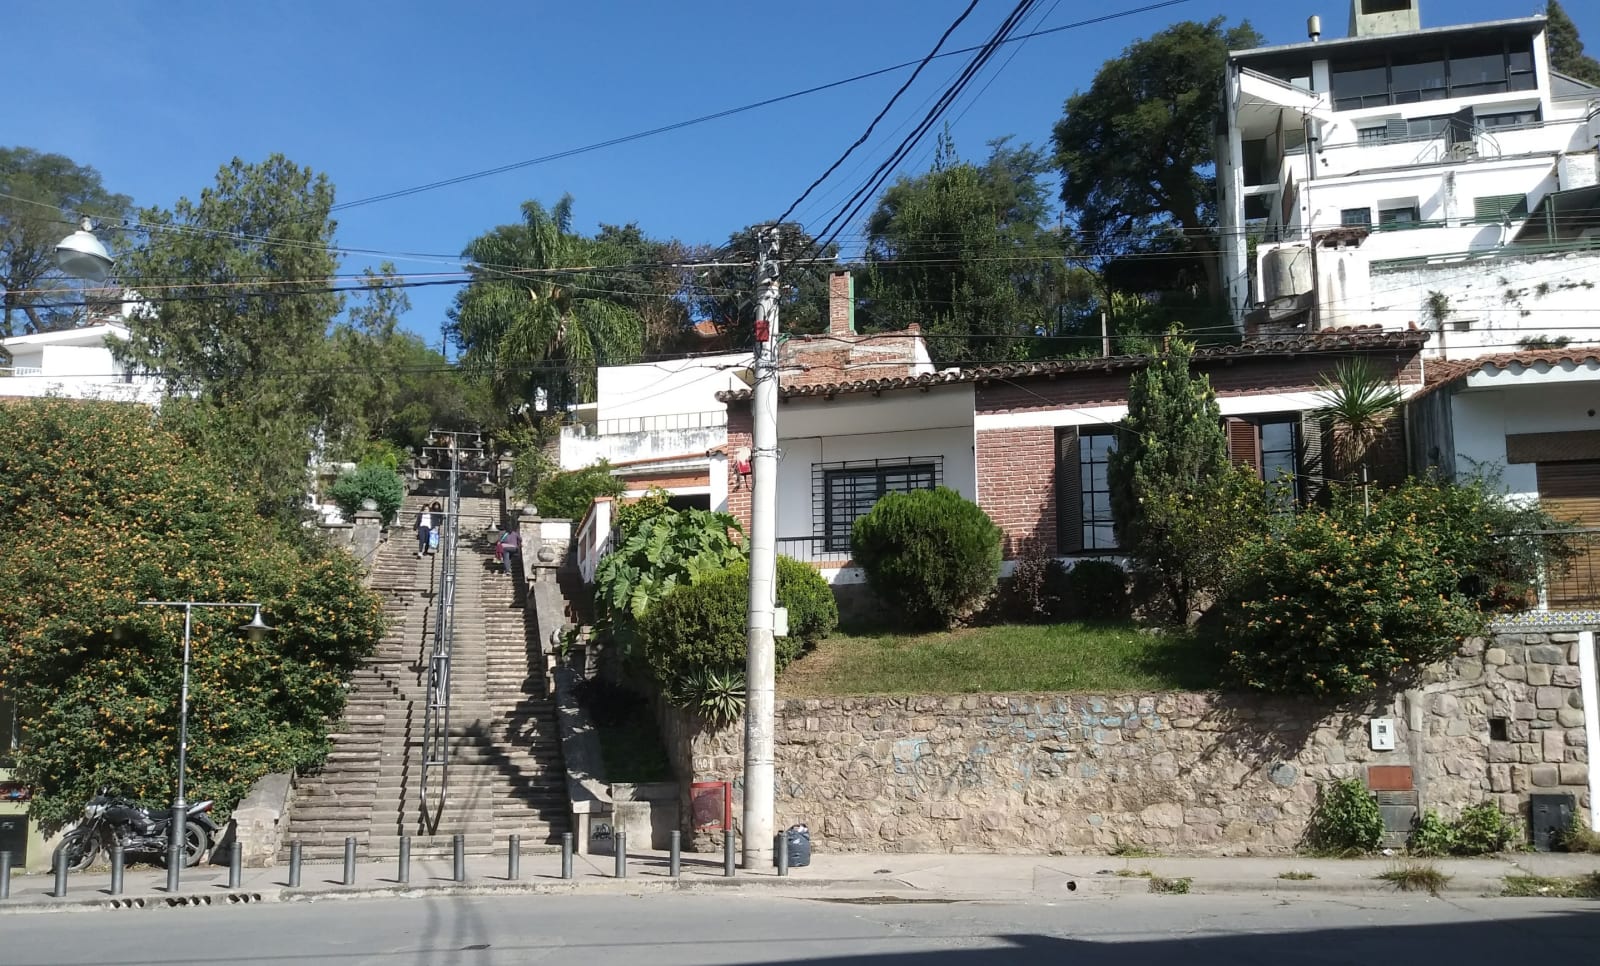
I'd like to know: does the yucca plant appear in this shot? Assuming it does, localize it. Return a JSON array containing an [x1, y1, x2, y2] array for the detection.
[[1315, 359, 1403, 478]]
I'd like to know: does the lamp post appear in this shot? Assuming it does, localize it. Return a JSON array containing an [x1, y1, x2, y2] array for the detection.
[[138, 601, 272, 891]]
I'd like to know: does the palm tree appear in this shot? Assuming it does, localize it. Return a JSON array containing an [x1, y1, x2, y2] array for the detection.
[[448, 196, 644, 411], [1315, 359, 1403, 482]]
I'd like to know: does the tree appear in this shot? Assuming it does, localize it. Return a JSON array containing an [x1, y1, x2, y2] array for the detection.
[[1053, 19, 1263, 303], [694, 222, 838, 346], [0, 398, 383, 825], [448, 196, 645, 413], [1548, 1, 1600, 85], [861, 136, 1065, 363], [0, 147, 132, 337], [1108, 335, 1267, 623], [114, 155, 346, 521], [1314, 359, 1402, 481]]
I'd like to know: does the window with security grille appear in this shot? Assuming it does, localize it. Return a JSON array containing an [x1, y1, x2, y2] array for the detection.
[[1473, 193, 1528, 225], [817, 459, 940, 552], [1341, 207, 1373, 228]]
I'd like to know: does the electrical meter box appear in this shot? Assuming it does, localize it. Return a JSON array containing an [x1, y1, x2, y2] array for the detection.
[[1369, 718, 1397, 751]]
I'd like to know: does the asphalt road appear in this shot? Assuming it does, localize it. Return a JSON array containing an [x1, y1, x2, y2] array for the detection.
[[4, 893, 1598, 966]]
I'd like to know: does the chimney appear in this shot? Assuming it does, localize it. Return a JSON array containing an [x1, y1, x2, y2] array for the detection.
[[828, 270, 856, 337]]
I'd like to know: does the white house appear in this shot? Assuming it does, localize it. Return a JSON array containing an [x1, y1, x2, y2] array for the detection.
[[1218, 0, 1600, 353], [0, 320, 162, 405]]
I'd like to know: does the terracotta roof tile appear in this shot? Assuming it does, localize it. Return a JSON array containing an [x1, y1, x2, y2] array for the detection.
[[718, 328, 1429, 402]]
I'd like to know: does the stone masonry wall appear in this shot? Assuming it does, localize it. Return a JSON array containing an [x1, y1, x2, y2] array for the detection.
[[662, 629, 1593, 854]]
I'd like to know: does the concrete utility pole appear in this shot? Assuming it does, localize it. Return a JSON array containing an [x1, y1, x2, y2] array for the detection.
[[742, 225, 781, 869]]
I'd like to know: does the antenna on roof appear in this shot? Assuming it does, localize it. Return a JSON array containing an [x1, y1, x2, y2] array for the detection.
[[1308, 15, 1322, 42]]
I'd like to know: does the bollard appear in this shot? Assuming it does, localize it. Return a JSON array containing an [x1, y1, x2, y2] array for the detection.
[[723, 832, 736, 878], [0, 850, 11, 900], [53, 855, 69, 898], [228, 842, 242, 890], [669, 830, 681, 878], [343, 836, 356, 886], [167, 802, 185, 893], [614, 831, 626, 878], [507, 834, 520, 881], [560, 832, 573, 880], [775, 832, 789, 877], [398, 835, 411, 885], [288, 840, 302, 888], [452, 833, 465, 883], [110, 845, 125, 896]]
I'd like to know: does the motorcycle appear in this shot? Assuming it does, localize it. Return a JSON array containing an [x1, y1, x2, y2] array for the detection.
[[52, 793, 217, 872]]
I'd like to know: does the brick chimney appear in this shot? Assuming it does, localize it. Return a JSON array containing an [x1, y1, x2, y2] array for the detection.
[[828, 270, 855, 337]]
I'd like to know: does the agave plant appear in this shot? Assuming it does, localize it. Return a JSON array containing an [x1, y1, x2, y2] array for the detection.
[[669, 666, 747, 729], [1315, 359, 1403, 476]]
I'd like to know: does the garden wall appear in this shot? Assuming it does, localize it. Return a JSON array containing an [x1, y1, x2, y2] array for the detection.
[[662, 628, 1595, 854]]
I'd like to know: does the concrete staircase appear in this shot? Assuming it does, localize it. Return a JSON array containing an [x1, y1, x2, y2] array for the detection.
[[283, 494, 568, 860]]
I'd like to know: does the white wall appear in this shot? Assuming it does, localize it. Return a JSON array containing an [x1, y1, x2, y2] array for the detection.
[[595, 353, 749, 424], [558, 425, 726, 471], [1451, 377, 1600, 501]]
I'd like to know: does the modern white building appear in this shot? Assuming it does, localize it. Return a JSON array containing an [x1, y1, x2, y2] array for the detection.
[[1219, 1, 1600, 353], [0, 320, 162, 405]]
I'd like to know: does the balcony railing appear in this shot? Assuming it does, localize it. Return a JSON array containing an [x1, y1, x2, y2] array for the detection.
[[0, 366, 43, 377], [1516, 528, 1600, 611], [568, 410, 727, 438], [776, 536, 853, 566]]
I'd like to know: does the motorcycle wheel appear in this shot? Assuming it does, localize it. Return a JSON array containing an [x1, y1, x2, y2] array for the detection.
[[180, 820, 210, 867], [52, 828, 102, 873]]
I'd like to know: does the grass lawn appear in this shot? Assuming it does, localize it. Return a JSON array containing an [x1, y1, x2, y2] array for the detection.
[[778, 621, 1220, 696]]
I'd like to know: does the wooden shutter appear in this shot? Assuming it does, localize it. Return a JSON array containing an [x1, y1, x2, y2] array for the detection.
[[1299, 412, 1326, 507], [1226, 418, 1261, 473], [1056, 427, 1082, 553], [1536, 461, 1600, 525]]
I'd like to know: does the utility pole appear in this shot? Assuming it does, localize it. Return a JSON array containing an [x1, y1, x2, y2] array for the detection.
[[742, 225, 781, 869]]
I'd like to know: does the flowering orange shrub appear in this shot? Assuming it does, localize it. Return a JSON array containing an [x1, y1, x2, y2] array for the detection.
[[0, 399, 383, 826]]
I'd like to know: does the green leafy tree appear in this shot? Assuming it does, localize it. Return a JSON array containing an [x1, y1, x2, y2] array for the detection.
[[1108, 335, 1268, 623], [531, 461, 626, 520], [0, 147, 132, 336], [0, 399, 383, 825], [861, 136, 1064, 363], [328, 460, 405, 526], [1315, 359, 1403, 478], [1053, 19, 1263, 302], [115, 155, 345, 521], [694, 222, 838, 344], [1548, 2, 1600, 85], [448, 196, 645, 412]]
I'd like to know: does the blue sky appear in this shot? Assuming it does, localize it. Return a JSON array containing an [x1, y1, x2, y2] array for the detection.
[[5, 1, 1594, 343]]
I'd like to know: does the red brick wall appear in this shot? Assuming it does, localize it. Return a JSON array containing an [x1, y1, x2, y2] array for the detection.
[[975, 427, 1057, 557], [725, 404, 753, 532]]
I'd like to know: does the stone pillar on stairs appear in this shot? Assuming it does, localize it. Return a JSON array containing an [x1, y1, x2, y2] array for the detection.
[[351, 507, 383, 575]]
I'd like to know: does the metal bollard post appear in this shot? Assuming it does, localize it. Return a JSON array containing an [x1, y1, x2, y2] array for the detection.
[[507, 834, 520, 881], [398, 835, 411, 885], [776, 832, 789, 877], [166, 803, 185, 894], [560, 832, 573, 880], [452, 833, 465, 882], [288, 840, 302, 888], [110, 845, 125, 896], [0, 850, 11, 900], [614, 831, 626, 878], [343, 837, 356, 886], [53, 856, 69, 898], [228, 842, 242, 890], [723, 832, 736, 878], [669, 830, 681, 878]]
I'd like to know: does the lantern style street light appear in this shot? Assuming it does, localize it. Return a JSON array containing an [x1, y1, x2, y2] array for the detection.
[[54, 217, 114, 282], [138, 601, 272, 892]]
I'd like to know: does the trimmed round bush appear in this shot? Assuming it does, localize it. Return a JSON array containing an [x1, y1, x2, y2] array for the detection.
[[850, 487, 1001, 629], [640, 556, 838, 691], [329, 460, 405, 526], [1060, 560, 1131, 621]]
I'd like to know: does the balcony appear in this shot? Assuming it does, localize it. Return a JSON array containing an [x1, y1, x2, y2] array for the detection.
[[558, 410, 728, 471]]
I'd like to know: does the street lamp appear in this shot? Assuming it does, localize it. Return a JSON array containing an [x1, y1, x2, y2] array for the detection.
[[138, 601, 272, 892], [55, 217, 114, 282]]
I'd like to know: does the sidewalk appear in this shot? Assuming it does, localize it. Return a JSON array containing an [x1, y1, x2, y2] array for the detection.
[[2, 847, 1596, 913]]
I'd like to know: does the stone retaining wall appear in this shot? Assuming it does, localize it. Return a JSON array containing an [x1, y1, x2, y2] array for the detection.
[[662, 629, 1594, 854]]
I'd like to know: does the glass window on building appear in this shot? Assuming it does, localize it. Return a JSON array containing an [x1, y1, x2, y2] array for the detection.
[[1378, 204, 1422, 228], [1342, 208, 1374, 228], [1078, 431, 1118, 551], [1389, 48, 1448, 103], [1450, 40, 1509, 96], [1259, 419, 1302, 508]]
